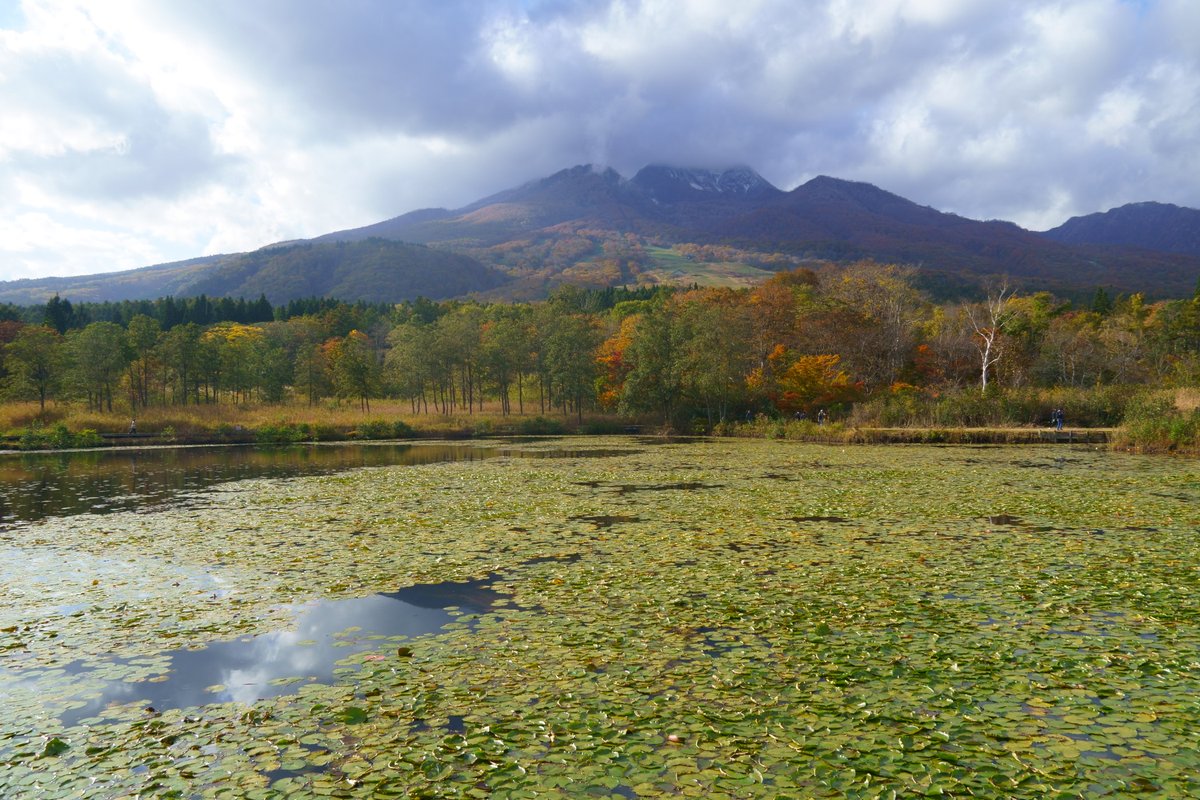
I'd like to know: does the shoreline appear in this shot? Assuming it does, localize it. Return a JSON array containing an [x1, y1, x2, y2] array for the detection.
[[0, 423, 1125, 455]]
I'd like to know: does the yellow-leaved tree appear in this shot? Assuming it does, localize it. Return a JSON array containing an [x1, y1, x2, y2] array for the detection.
[[749, 346, 863, 414]]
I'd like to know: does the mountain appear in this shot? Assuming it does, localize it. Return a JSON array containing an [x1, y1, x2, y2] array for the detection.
[[0, 256, 228, 305], [1041, 202, 1200, 257], [3, 164, 1199, 305], [318, 165, 644, 246], [182, 239, 507, 304], [709, 177, 1157, 291], [628, 165, 781, 204], [318, 164, 783, 247], [319, 166, 1199, 297], [0, 240, 506, 306]]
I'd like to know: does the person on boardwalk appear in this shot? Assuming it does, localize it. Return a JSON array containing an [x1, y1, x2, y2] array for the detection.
[[1055, 409, 1064, 431], [128, 418, 137, 434], [817, 408, 827, 426]]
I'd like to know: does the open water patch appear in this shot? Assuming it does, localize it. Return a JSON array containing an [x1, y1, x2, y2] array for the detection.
[[29, 578, 502, 726], [568, 514, 641, 529], [572, 480, 723, 495], [0, 442, 641, 527]]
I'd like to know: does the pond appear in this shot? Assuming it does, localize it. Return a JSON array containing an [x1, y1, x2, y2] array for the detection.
[[0, 440, 636, 525], [2, 437, 1200, 798]]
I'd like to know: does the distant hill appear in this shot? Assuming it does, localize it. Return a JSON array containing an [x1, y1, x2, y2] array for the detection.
[[3, 164, 1199, 305], [182, 239, 507, 304], [1041, 202, 1200, 257], [0, 256, 228, 305], [0, 240, 506, 306]]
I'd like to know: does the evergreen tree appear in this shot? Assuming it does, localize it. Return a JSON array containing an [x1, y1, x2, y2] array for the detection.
[[44, 295, 76, 333], [1091, 286, 1114, 315]]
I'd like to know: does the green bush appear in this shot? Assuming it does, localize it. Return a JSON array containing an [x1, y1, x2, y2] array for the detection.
[[711, 420, 739, 437], [351, 419, 414, 440], [18, 424, 45, 450], [75, 428, 103, 448], [310, 423, 338, 441], [14, 422, 104, 450], [580, 418, 631, 435], [1117, 392, 1200, 451], [256, 423, 308, 444], [216, 422, 252, 441], [353, 419, 394, 440], [516, 416, 567, 435]]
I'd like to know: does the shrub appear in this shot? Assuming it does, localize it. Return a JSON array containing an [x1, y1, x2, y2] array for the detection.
[[1117, 392, 1200, 451], [516, 416, 567, 435], [256, 423, 307, 444], [14, 422, 103, 450], [579, 418, 629, 435], [75, 428, 103, 448], [309, 423, 338, 441], [353, 419, 395, 440], [18, 423, 45, 450], [856, 385, 1135, 429], [711, 420, 739, 437]]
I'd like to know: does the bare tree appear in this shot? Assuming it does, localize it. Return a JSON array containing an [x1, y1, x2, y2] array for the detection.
[[966, 282, 1014, 393]]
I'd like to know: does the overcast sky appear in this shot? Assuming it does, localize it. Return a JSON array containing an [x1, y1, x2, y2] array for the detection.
[[1, 0, 1197, 282]]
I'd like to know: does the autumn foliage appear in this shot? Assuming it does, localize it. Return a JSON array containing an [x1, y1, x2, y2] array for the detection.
[[749, 347, 864, 413]]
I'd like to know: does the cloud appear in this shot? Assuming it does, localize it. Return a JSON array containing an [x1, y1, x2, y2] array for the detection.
[[0, 0, 1197, 280]]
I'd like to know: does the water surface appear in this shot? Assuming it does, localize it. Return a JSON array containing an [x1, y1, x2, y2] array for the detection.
[[0, 441, 635, 526], [53, 578, 500, 725]]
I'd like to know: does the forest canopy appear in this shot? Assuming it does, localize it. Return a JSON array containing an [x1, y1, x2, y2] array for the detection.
[[2, 264, 1199, 430]]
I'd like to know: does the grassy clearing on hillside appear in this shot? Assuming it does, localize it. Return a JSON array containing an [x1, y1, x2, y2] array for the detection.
[[641, 247, 776, 288]]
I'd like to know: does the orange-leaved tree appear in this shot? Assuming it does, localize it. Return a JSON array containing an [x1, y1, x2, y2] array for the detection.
[[595, 314, 640, 411], [751, 346, 863, 414]]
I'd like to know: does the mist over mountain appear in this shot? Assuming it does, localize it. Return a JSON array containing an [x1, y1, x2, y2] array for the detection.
[[2, 164, 1198, 306]]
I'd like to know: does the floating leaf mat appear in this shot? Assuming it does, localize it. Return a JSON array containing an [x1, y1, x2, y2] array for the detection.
[[2, 438, 1199, 797]]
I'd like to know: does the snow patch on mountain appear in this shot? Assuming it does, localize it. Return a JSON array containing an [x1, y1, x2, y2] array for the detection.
[[630, 165, 779, 202]]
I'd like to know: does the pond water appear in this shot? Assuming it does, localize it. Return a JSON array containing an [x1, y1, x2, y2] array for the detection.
[[0, 440, 619, 731], [4, 438, 1200, 798], [0, 440, 634, 525], [54, 578, 501, 726]]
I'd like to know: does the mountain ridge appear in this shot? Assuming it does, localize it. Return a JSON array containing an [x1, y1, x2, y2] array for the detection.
[[1041, 201, 1200, 257], [2, 164, 1198, 305]]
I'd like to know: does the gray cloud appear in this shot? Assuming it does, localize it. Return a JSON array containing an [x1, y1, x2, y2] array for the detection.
[[1, 0, 1198, 279], [1, 41, 231, 200], [137, 0, 566, 138]]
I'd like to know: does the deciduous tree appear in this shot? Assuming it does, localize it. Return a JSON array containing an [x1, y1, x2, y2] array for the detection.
[[68, 321, 128, 411], [5, 325, 65, 412]]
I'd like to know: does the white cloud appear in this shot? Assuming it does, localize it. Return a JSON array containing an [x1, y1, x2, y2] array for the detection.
[[0, 211, 165, 278], [0, 0, 1197, 281]]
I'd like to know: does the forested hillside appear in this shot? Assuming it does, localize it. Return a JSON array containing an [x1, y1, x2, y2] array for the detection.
[[1042, 202, 1200, 257], [183, 239, 508, 304], [0, 240, 507, 306]]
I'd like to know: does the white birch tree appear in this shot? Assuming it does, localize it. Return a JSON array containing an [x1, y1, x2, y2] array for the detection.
[[966, 283, 1014, 394]]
